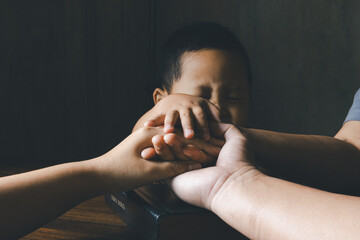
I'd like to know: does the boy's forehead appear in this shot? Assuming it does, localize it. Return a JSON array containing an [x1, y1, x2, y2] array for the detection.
[[176, 49, 248, 89], [181, 49, 243, 67]]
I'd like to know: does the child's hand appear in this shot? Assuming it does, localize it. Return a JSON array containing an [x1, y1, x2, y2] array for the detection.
[[93, 126, 202, 193], [143, 94, 222, 140], [141, 130, 225, 165]]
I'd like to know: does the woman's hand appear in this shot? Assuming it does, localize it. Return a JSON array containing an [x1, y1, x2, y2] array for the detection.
[[169, 123, 260, 210]]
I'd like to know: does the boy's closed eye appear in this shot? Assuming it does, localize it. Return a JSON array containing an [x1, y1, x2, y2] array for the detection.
[[227, 95, 248, 102]]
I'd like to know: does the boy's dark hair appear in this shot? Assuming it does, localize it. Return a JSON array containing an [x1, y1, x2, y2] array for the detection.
[[159, 22, 251, 92]]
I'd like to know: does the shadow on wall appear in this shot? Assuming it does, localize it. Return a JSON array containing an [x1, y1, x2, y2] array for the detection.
[[0, 0, 359, 164]]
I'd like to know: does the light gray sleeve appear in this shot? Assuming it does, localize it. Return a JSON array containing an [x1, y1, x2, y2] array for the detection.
[[344, 89, 360, 123]]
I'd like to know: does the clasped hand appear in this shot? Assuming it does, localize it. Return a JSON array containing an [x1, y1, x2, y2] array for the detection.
[[141, 123, 259, 211]]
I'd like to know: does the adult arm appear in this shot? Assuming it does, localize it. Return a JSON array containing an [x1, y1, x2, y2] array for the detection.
[[243, 89, 360, 194], [171, 123, 360, 240], [242, 124, 360, 194], [212, 165, 360, 240]]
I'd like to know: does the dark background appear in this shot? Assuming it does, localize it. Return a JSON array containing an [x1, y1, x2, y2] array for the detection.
[[0, 0, 359, 165]]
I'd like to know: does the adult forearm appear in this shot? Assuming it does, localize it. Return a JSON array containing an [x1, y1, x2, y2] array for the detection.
[[211, 170, 360, 240], [243, 128, 360, 193], [0, 159, 101, 239]]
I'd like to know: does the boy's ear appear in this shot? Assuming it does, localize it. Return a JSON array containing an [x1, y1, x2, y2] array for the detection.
[[153, 88, 168, 104]]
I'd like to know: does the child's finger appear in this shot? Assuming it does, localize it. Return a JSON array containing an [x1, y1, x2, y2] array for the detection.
[[164, 131, 221, 158], [179, 109, 195, 139], [163, 133, 191, 161], [144, 115, 165, 127], [141, 147, 157, 159], [192, 106, 210, 141], [152, 135, 176, 161], [183, 144, 215, 165], [164, 111, 179, 133], [183, 137, 221, 157]]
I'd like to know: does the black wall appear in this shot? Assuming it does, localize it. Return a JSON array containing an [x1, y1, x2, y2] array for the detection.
[[1, 0, 359, 164]]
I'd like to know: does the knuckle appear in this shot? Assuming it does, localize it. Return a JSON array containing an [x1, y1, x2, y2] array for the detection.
[[194, 108, 205, 118], [189, 99, 197, 105], [167, 110, 177, 116], [140, 126, 153, 134], [181, 110, 191, 117], [192, 105, 201, 113]]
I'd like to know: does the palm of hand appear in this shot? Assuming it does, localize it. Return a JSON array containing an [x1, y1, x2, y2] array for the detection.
[[170, 124, 254, 209]]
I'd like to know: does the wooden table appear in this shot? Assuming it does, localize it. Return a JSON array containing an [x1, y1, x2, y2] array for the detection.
[[0, 167, 140, 240], [21, 196, 139, 240]]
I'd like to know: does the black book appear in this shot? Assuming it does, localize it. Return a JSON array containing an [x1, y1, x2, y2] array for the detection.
[[105, 181, 247, 240]]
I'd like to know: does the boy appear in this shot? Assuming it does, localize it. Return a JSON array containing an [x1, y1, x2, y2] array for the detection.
[[133, 22, 250, 160], [134, 22, 250, 133]]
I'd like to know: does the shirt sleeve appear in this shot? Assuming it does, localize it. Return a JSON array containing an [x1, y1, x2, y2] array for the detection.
[[344, 89, 360, 123]]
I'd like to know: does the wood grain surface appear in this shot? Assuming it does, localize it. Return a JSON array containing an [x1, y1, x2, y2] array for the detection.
[[21, 197, 138, 240], [0, 168, 139, 240]]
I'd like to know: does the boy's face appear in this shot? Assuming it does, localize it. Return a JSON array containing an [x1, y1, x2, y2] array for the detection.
[[168, 49, 250, 128]]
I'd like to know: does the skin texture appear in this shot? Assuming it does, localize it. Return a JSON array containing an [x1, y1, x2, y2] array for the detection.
[[0, 127, 208, 239], [171, 123, 360, 240]]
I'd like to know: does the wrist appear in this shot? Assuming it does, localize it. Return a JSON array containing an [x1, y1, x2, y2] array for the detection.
[[81, 157, 109, 196], [209, 168, 277, 238], [209, 166, 263, 217]]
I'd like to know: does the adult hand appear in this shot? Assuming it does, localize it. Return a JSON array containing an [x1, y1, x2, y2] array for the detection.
[[169, 123, 259, 210]]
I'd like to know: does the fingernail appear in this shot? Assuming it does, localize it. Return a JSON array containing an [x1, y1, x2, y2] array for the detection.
[[155, 141, 163, 150], [188, 163, 202, 171], [184, 129, 194, 138]]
